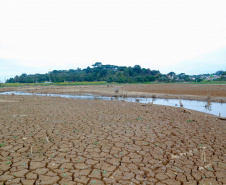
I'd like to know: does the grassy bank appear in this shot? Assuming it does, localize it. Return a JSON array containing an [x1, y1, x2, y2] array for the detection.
[[147, 81, 226, 85], [0, 81, 108, 87], [1, 80, 225, 88]]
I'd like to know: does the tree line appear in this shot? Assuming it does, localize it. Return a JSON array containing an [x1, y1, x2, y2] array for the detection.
[[5, 63, 226, 83]]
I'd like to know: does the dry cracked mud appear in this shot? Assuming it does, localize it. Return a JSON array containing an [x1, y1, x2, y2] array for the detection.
[[0, 94, 225, 185]]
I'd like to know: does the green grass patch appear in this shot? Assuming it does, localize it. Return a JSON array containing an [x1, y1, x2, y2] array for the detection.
[[1, 80, 225, 88], [0, 81, 108, 87]]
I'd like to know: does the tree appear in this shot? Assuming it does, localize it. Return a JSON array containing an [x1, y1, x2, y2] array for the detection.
[[167, 72, 176, 76], [92, 62, 102, 67], [215, 70, 224, 75], [133, 65, 141, 74], [85, 66, 91, 73], [99, 69, 107, 78], [197, 78, 203, 82], [6, 78, 14, 83], [183, 75, 190, 82], [178, 73, 185, 79], [150, 70, 160, 76], [221, 71, 226, 76]]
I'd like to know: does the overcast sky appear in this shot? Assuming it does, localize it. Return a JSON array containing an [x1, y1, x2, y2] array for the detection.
[[0, 0, 226, 82]]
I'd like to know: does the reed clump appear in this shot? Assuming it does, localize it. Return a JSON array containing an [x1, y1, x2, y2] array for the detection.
[[152, 94, 157, 99], [114, 88, 119, 93], [207, 94, 211, 102]]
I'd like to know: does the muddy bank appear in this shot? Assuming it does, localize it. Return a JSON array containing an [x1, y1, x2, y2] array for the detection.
[[0, 95, 225, 184], [1, 84, 226, 103]]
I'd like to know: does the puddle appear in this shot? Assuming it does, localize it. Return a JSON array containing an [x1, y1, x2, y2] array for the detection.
[[0, 91, 225, 117]]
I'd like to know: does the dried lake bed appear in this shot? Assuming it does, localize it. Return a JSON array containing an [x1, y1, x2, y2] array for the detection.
[[0, 84, 225, 184], [0, 93, 225, 184]]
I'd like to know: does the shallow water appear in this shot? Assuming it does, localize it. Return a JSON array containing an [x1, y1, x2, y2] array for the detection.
[[1, 91, 225, 117]]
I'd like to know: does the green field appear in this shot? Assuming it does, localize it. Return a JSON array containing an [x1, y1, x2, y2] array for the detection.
[[0, 80, 225, 88], [175, 81, 226, 85], [0, 81, 108, 87], [125, 80, 226, 85], [148, 81, 226, 85]]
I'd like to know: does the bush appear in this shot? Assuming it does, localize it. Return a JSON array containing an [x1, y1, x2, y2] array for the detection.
[[197, 79, 203, 82]]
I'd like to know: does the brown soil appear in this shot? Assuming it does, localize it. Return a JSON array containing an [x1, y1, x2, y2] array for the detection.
[[1, 84, 226, 102], [0, 94, 225, 184]]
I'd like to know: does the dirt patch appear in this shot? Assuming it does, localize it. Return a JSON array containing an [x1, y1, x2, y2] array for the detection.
[[0, 94, 225, 184], [0, 99, 19, 103]]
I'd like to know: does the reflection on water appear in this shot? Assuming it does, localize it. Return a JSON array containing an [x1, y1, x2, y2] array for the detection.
[[164, 99, 169, 102], [152, 97, 157, 102], [205, 102, 212, 111], [0, 91, 225, 117]]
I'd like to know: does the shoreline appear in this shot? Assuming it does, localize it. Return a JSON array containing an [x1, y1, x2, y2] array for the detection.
[[0, 83, 226, 103]]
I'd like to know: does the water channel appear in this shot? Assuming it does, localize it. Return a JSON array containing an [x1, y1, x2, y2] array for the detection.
[[0, 91, 225, 117]]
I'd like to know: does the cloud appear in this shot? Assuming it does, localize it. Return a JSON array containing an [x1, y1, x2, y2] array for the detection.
[[0, 0, 225, 81]]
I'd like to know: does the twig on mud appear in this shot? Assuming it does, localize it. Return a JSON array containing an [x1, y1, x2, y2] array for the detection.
[[218, 117, 226, 120], [207, 94, 211, 102], [216, 113, 226, 120], [200, 146, 207, 163], [123, 91, 127, 98], [148, 102, 153, 106], [46, 136, 50, 143], [179, 98, 183, 107]]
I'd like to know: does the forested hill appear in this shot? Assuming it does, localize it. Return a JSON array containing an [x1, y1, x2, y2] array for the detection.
[[6, 63, 162, 83], [6, 62, 225, 83]]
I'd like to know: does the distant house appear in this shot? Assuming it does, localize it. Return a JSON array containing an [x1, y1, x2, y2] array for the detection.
[[167, 75, 174, 80], [44, 81, 52, 83], [213, 75, 220, 79], [205, 75, 220, 80]]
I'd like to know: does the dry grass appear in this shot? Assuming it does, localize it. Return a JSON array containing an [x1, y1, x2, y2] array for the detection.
[[114, 88, 119, 93], [0, 99, 19, 103]]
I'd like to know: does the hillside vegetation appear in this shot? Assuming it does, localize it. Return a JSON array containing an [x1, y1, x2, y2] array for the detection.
[[5, 62, 226, 84]]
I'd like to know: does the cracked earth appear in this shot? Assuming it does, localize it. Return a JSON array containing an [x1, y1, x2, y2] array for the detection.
[[0, 95, 225, 185]]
